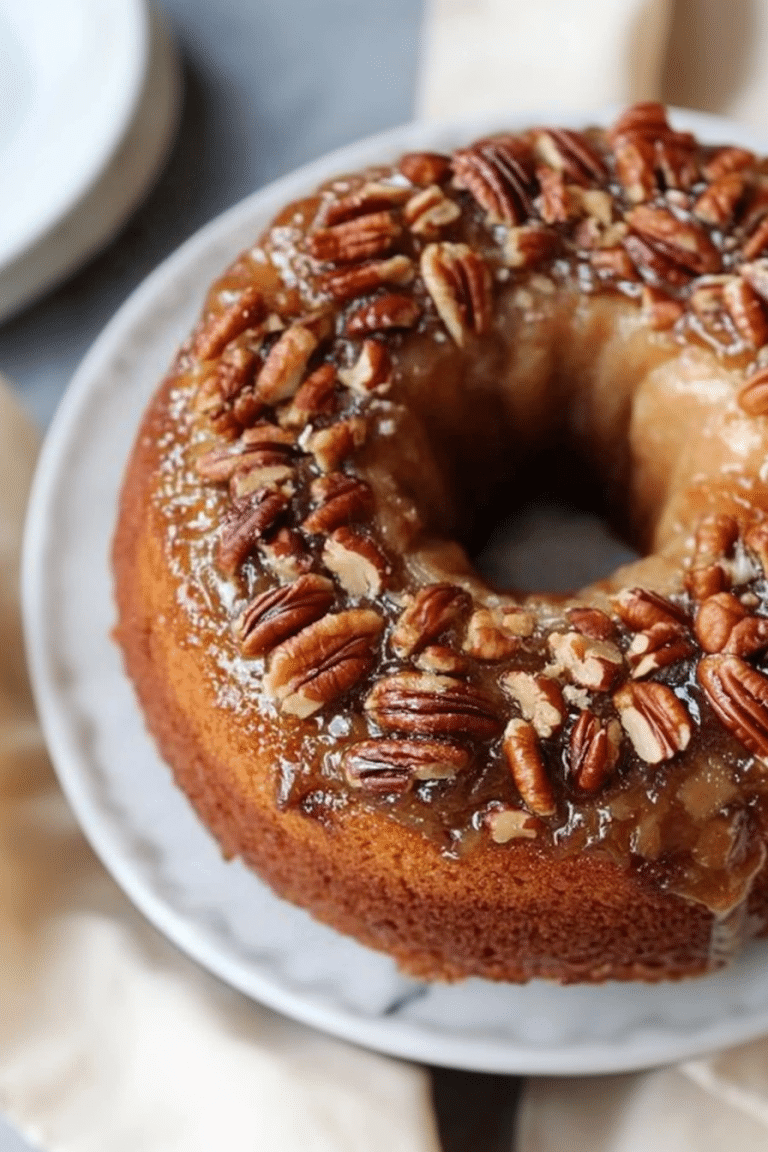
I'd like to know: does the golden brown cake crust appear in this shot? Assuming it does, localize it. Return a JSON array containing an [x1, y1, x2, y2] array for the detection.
[[114, 104, 768, 981]]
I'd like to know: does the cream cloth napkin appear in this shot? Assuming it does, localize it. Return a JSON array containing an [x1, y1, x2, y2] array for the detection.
[[418, 1, 768, 1150], [0, 375, 439, 1152]]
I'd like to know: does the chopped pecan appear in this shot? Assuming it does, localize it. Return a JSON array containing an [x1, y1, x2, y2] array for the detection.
[[742, 217, 768, 261], [420, 242, 492, 346], [500, 672, 565, 738], [337, 340, 392, 395], [641, 285, 685, 331], [590, 246, 639, 282], [535, 166, 579, 224], [391, 583, 471, 657], [230, 463, 295, 498], [463, 608, 527, 660], [687, 564, 729, 601], [280, 363, 338, 426], [345, 293, 421, 335], [693, 173, 750, 226], [399, 152, 452, 187], [413, 646, 470, 676], [613, 587, 689, 631], [613, 681, 692, 764], [322, 527, 390, 596], [302, 473, 374, 534], [451, 135, 536, 225], [306, 416, 367, 473], [626, 206, 721, 280], [484, 805, 541, 843], [264, 608, 383, 716], [547, 631, 625, 691], [503, 224, 559, 269], [217, 489, 289, 576], [233, 574, 335, 656], [686, 516, 739, 599], [343, 737, 469, 792], [627, 621, 695, 678], [698, 654, 768, 758], [307, 211, 402, 263], [255, 325, 318, 404], [194, 285, 265, 361], [740, 259, 768, 302], [703, 146, 755, 181], [723, 277, 768, 348], [724, 615, 768, 658], [534, 129, 608, 185], [502, 718, 555, 816], [730, 398, 768, 461], [694, 592, 749, 653], [364, 672, 501, 739], [321, 183, 411, 227], [260, 527, 312, 581], [613, 137, 657, 204], [403, 185, 461, 235], [567, 606, 616, 641], [568, 711, 622, 792], [320, 255, 414, 302]]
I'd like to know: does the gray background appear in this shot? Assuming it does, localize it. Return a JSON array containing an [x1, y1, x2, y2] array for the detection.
[[0, 2, 520, 1149]]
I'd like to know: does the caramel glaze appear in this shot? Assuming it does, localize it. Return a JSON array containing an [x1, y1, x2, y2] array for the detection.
[[114, 105, 768, 980]]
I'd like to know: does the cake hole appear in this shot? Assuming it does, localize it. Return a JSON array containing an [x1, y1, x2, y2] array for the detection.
[[468, 444, 640, 595]]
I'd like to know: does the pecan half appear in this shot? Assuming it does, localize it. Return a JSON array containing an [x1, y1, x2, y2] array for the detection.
[[307, 211, 402, 263], [196, 429, 294, 482], [740, 259, 768, 302], [567, 606, 617, 641], [626, 206, 721, 280], [500, 672, 565, 738], [613, 587, 689, 631], [365, 672, 501, 739], [260, 527, 312, 581], [420, 242, 492, 345], [194, 285, 265, 361], [302, 473, 375, 534], [503, 224, 559, 269], [281, 363, 338, 426], [399, 152, 452, 187], [403, 185, 461, 236], [484, 805, 541, 843], [641, 285, 685, 331], [391, 584, 471, 657], [255, 325, 318, 404], [233, 574, 335, 656], [502, 718, 555, 816], [321, 182, 411, 226], [694, 173, 750, 227], [547, 631, 624, 691], [451, 135, 536, 225], [686, 516, 739, 599], [322, 527, 390, 596], [264, 608, 383, 716], [703, 146, 755, 181], [698, 654, 768, 758], [568, 711, 622, 792], [337, 340, 392, 395], [627, 621, 696, 678], [724, 615, 768, 658], [723, 278, 768, 348], [738, 366, 768, 416], [343, 737, 469, 793], [613, 681, 692, 764], [320, 255, 414, 302], [217, 489, 289, 575], [345, 293, 421, 335], [534, 128, 608, 185], [694, 592, 749, 653], [306, 417, 367, 473], [742, 218, 768, 261], [745, 522, 768, 574]]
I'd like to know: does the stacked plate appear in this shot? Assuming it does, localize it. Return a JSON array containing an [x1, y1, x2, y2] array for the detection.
[[0, 0, 180, 321]]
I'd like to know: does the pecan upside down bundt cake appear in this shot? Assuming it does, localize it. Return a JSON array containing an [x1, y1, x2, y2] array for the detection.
[[115, 104, 768, 982]]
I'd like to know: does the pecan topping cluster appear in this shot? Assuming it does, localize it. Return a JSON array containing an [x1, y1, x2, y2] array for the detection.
[[176, 106, 768, 876]]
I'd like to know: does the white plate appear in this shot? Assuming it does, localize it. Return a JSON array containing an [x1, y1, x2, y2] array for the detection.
[[0, 0, 149, 315], [22, 109, 768, 1076]]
